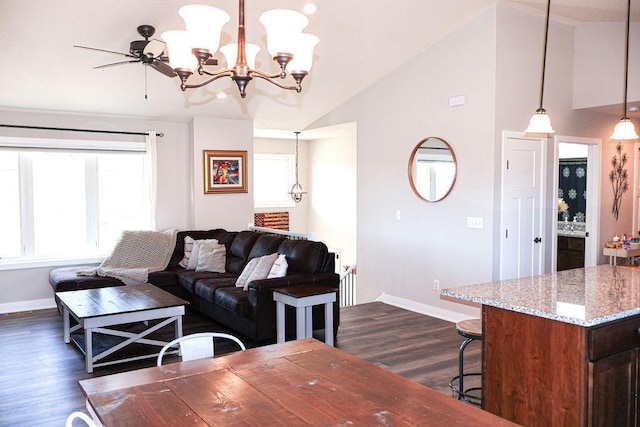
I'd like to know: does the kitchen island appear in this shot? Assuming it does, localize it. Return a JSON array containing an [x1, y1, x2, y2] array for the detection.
[[442, 264, 640, 426]]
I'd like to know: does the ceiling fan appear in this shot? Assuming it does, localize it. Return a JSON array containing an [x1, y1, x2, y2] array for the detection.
[[74, 25, 176, 79]]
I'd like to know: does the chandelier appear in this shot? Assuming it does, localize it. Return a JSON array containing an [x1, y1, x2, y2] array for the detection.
[[289, 131, 307, 203], [161, 0, 319, 98]]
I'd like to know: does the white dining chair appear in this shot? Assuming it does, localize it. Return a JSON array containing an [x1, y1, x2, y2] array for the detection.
[[157, 332, 246, 366], [65, 411, 97, 427]]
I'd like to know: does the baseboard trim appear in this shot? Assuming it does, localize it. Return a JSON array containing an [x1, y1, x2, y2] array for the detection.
[[0, 298, 57, 314], [376, 293, 477, 323]]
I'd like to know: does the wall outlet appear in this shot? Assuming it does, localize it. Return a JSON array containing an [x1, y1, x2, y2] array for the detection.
[[395, 210, 401, 220], [433, 279, 440, 291]]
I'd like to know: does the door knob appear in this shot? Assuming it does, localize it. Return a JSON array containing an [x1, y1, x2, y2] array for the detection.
[[534, 237, 542, 243]]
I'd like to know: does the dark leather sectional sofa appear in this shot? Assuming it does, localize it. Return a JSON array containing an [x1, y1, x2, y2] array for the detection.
[[49, 229, 339, 343]]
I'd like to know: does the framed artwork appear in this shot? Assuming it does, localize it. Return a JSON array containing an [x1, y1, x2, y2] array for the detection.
[[203, 150, 247, 194]]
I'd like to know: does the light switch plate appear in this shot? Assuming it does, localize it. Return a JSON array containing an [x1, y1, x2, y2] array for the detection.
[[467, 217, 483, 229]]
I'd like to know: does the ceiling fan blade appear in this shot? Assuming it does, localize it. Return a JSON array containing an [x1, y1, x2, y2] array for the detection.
[[93, 59, 141, 69], [143, 39, 166, 58], [74, 45, 137, 58], [150, 59, 176, 77]]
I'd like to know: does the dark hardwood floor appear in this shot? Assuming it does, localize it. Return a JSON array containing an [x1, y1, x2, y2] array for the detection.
[[0, 302, 480, 426]]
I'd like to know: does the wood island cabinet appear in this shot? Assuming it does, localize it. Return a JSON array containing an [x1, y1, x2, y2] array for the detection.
[[483, 306, 640, 426]]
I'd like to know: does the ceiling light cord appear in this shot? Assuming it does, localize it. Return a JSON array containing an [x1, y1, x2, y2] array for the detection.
[[524, 0, 555, 135], [622, 0, 631, 120], [538, 0, 551, 112]]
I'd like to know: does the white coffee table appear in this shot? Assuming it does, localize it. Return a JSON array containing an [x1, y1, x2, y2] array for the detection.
[[56, 284, 187, 373], [273, 284, 337, 346]]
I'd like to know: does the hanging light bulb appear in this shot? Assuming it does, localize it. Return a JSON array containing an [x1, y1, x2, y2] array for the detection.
[[525, 0, 555, 135], [289, 131, 307, 203], [611, 0, 639, 140]]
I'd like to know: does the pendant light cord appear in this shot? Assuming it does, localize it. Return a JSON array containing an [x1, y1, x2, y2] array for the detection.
[[294, 131, 301, 185], [538, 0, 551, 110], [623, 0, 631, 119]]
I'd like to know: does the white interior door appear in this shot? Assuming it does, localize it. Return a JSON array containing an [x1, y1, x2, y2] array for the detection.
[[500, 132, 546, 280]]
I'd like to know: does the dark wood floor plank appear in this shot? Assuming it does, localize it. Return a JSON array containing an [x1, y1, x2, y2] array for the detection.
[[0, 302, 479, 426]]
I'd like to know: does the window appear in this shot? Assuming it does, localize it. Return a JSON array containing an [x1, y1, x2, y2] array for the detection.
[[0, 137, 152, 262], [253, 154, 295, 208]]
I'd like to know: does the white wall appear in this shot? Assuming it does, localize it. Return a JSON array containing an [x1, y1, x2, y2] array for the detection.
[[189, 117, 255, 231], [310, 6, 499, 319], [253, 137, 309, 233], [574, 22, 640, 109], [308, 131, 357, 269]]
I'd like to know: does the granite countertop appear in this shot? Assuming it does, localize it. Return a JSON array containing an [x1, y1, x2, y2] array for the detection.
[[441, 265, 640, 327]]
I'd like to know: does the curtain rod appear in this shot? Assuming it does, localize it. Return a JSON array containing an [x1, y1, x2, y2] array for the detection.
[[0, 124, 164, 138]]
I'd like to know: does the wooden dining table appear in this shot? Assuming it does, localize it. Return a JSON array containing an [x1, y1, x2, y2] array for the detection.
[[79, 338, 516, 426]]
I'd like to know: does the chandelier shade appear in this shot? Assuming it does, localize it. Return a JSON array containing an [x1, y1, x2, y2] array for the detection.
[[259, 10, 310, 57], [178, 5, 230, 55], [610, 0, 639, 140], [161, 0, 319, 98], [220, 43, 260, 69], [525, 0, 555, 135]]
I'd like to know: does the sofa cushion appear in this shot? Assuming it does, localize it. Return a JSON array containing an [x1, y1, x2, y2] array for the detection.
[[235, 257, 260, 289], [194, 277, 237, 302], [49, 266, 123, 292], [214, 287, 251, 317], [248, 235, 286, 259], [244, 253, 278, 290], [277, 239, 329, 274], [178, 270, 237, 294], [226, 231, 261, 274], [168, 229, 227, 269], [268, 254, 288, 278], [195, 246, 226, 273]]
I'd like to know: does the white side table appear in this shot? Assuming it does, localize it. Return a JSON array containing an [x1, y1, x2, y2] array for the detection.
[[273, 285, 337, 346]]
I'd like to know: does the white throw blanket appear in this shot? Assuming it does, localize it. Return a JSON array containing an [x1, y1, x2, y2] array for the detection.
[[77, 229, 178, 285]]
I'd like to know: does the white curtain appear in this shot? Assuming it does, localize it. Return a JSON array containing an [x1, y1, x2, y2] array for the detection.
[[145, 131, 158, 230]]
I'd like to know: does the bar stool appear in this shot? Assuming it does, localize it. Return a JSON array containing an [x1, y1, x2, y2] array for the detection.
[[449, 318, 482, 406]]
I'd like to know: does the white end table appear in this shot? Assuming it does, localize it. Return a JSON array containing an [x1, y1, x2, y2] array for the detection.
[[273, 285, 337, 346]]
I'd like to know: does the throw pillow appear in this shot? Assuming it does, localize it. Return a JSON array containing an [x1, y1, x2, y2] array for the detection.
[[186, 239, 220, 270], [244, 252, 279, 290], [267, 254, 288, 279], [195, 246, 226, 273], [235, 257, 260, 289], [178, 236, 195, 268]]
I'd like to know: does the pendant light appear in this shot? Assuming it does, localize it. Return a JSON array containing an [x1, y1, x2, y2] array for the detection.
[[289, 131, 307, 203], [525, 0, 555, 135], [611, 0, 639, 140]]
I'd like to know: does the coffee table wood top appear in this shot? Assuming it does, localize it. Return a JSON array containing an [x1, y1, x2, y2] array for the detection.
[[80, 338, 517, 426], [55, 284, 188, 319]]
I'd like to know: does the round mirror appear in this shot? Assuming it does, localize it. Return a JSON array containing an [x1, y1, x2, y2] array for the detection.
[[408, 137, 457, 202]]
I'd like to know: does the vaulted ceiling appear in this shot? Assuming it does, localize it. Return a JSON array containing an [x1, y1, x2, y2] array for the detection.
[[0, 0, 636, 131]]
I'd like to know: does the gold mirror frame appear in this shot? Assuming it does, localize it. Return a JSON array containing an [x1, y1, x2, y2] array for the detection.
[[408, 137, 457, 202]]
